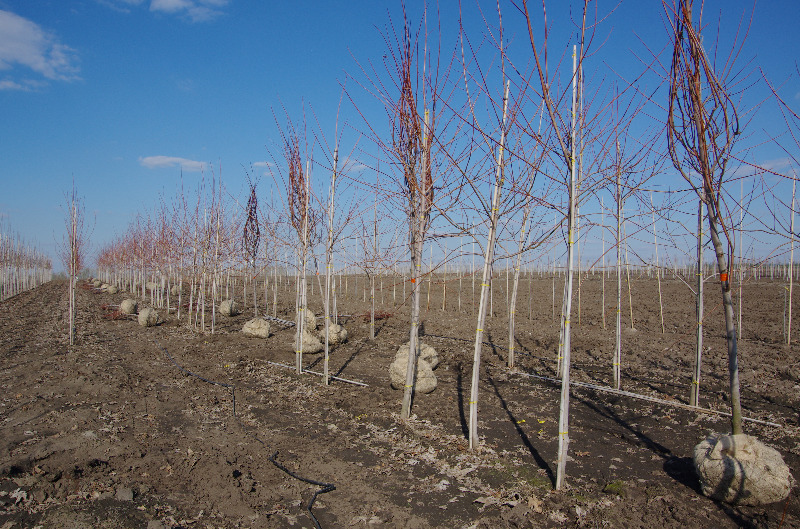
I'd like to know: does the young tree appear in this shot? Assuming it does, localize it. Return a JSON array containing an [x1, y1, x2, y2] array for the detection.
[[59, 180, 89, 346], [347, 7, 455, 419], [243, 180, 261, 316], [665, 0, 745, 433]]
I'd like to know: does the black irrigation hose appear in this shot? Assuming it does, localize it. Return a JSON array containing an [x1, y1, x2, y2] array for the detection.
[[151, 338, 335, 529], [268, 451, 336, 529], [154, 339, 237, 415]]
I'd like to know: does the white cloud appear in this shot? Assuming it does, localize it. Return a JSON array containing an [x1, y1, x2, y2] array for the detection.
[[150, 0, 193, 13], [251, 161, 273, 168], [341, 157, 369, 174], [95, 0, 146, 14], [151, 0, 229, 22], [728, 157, 794, 179], [761, 157, 793, 172], [0, 78, 45, 91], [97, 0, 228, 22], [139, 155, 206, 172], [173, 76, 195, 92], [0, 10, 80, 88]]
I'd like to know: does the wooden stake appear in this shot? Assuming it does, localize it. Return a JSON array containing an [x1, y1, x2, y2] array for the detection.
[[691, 199, 704, 407]]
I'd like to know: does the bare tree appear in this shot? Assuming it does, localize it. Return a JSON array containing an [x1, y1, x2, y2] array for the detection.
[[59, 179, 89, 346], [665, 0, 746, 433], [346, 6, 457, 419]]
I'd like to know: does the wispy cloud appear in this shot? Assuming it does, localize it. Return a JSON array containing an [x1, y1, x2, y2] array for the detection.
[[341, 157, 369, 174], [100, 0, 228, 22], [95, 0, 146, 14], [0, 10, 80, 90], [173, 76, 195, 92], [728, 157, 794, 179], [139, 155, 206, 172], [0, 78, 46, 91]]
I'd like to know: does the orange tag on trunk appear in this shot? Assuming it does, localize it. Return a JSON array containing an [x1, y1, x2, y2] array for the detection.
[[720, 273, 728, 282]]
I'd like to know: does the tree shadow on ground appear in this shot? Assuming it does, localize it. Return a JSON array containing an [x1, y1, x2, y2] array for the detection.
[[333, 340, 367, 379], [486, 366, 555, 487], [456, 363, 468, 440], [576, 391, 764, 528], [578, 392, 672, 458]]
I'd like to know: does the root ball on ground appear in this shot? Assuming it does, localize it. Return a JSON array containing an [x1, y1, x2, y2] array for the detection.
[[119, 299, 137, 315], [319, 323, 347, 345], [137, 307, 160, 327], [297, 331, 323, 354], [389, 354, 437, 394], [296, 308, 317, 331], [396, 341, 439, 369], [693, 433, 794, 505], [219, 299, 240, 317], [242, 318, 270, 338]]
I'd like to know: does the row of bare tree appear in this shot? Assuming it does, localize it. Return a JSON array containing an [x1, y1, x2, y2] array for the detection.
[[0, 224, 52, 301], [89, 0, 800, 489]]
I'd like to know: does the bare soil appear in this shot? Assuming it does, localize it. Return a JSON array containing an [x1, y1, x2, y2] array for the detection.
[[1, 274, 798, 528]]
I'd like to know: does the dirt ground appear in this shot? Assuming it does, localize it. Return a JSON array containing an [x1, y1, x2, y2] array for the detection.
[[1, 272, 798, 528]]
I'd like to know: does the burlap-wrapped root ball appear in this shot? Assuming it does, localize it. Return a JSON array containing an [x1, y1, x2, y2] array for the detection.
[[396, 341, 439, 369], [297, 331, 323, 354], [242, 318, 270, 338], [119, 299, 137, 315], [319, 323, 348, 345], [92, 279, 102, 288], [296, 308, 317, 331], [170, 285, 180, 296], [390, 342, 438, 394], [219, 299, 240, 317], [137, 307, 160, 327], [694, 433, 794, 505], [106, 285, 118, 294]]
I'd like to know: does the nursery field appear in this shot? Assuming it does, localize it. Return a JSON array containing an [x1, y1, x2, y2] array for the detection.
[[0, 275, 798, 528]]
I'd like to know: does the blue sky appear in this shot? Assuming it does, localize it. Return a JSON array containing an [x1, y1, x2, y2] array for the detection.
[[1, 0, 799, 273]]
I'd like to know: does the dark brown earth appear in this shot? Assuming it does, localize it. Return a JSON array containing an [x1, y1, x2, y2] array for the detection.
[[1, 273, 798, 528]]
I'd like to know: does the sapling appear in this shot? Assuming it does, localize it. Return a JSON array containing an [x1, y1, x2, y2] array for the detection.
[[59, 180, 88, 346], [468, 80, 510, 449], [666, 0, 745, 433]]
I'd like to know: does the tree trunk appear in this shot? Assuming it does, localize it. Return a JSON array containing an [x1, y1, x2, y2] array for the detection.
[[706, 204, 742, 435], [400, 227, 423, 419], [469, 80, 510, 449]]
